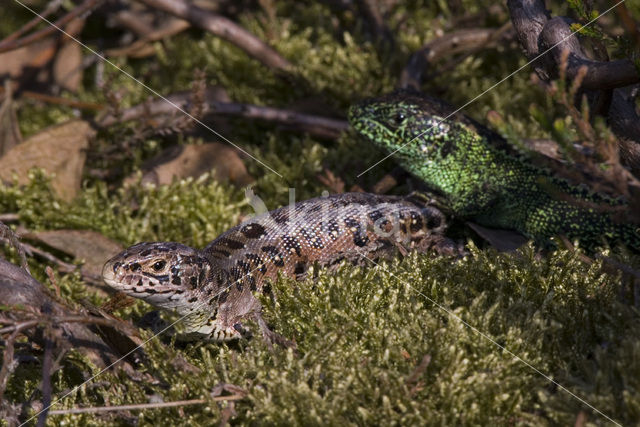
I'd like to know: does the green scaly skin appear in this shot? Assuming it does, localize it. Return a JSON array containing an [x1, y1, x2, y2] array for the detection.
[[349, 90, 640, 252]]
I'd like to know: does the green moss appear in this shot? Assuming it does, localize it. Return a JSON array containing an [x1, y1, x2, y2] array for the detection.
[[0, 171, 243, 248], [36, 245, 638, 426]]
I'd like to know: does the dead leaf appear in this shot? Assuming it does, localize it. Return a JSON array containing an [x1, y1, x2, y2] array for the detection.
[[52, 38, 83, 92], [0, 39, 57, 82], [125, 143, 254, 187], [0, 18, 84, 92], [26, 229, 123, 279], [0, 120, 94, 201], [466, 222, 528, 252]]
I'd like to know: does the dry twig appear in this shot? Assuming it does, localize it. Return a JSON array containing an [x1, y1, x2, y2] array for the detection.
[[613, 0, 640, 50], [355, 0, 394, 47], [97, 89, 348, 139], [0, 0, 103, 53], [0, 86, 103, 111], [400, 24, 513, 89], [47, 395, 245, 415], [1, 0, 63, 44], [136, 0, 293, 73]]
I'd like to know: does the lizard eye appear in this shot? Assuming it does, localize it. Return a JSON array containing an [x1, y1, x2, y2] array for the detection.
[[152, 260, 166, 271], [393, 112, 406, 125]]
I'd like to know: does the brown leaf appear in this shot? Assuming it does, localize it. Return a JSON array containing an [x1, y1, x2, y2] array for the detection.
[[0, 18, 84, 92], [0, 120, 94, 201], [26, 230, 123, 279], [466, 222, 528, 252], [125, 143, 254, 187], [51, 18, 85, 92], [52, 39, 83, 92], [0, 39, 57, 82]]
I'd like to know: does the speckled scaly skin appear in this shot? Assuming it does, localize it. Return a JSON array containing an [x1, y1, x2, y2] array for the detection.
[[102, 193, 450, 341], [349, 90, 640, 252]]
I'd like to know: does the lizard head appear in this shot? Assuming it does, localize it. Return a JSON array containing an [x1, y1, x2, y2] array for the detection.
[[348, 90, 459, 156], [102, 242, 212, 314]]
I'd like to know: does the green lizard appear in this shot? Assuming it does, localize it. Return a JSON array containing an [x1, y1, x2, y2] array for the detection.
[[348, 90, 640, 252]]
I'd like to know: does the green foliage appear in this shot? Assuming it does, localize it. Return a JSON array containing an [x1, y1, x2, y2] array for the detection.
[[0, 171, 243, 248]]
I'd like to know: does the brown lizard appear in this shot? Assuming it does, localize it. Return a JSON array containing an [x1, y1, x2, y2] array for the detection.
[[102, 192, 454, 342]]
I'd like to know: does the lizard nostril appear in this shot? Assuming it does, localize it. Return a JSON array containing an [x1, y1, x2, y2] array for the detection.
[[131, 262, 141, 272]]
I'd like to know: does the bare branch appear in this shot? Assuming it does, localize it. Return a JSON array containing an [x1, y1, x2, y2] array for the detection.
[[507, 0, 551, 65], [0, 0, 103, 53], [405, 354, 431, 396], [613, 0, 640, 50], [0, 0, 63, 44], [0, 315, 136, 336], [105, 17, 190, 58], [0, 86, 104, 111], [540, 17, 639, 90], [97, 89, 348, 139], [400, 24, 513, 89], [355, 0, 394, 47], [136, 0, 293, 73], [18, 241, 77, 274], [0, 327, 22, 403], [36, 324, 55, 427], [47, 395, 245, 415], [0, 214, 19, 223]]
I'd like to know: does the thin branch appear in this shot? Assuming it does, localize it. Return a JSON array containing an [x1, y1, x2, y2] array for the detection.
[[400, 24, 513, 89], [0, 86, 104, 111], [18, 241, 77, 274], [612, 0, 640, 50], [97, 89, 348, 139], [0, 329, 21, 402], [109, 9, 156, 38], [507, 0, 639, 90], [0, 0, 63, 44], [36, 325, 55, 427], [355, 0, 394, 47], [135, 0, 293, 73], [0, 214, 20, 223], [106, 17, 190, 58], [47, 395, 245, 415], [0, 0, 103, 53], [540, 17, 640, 90], [0, 315, 135, 336]]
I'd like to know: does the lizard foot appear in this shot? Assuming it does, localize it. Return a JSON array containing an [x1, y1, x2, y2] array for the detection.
[[253, 312, 297, 352]]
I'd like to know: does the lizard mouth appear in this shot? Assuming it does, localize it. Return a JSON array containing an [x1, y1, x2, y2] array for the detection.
[[101, 259, 120, 288]]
